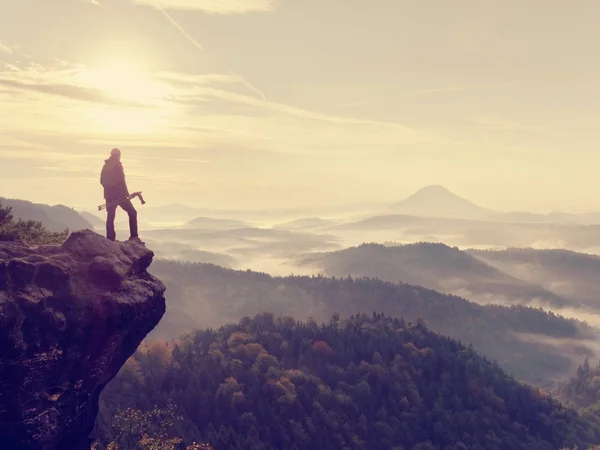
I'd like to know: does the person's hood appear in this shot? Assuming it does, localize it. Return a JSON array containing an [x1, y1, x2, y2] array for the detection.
[[104, 156, 122, 164]]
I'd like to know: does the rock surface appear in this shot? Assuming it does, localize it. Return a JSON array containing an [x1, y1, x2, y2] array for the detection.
[[0, 230, 166, 450]]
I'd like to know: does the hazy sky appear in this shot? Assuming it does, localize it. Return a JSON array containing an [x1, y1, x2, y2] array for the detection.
[[1, 0, 600, 212]]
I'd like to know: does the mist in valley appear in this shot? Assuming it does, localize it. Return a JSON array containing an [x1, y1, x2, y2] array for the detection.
[[58, 186, 600, 388], [83, 185, 600, 281], [18, 183, 600, 387], [7, 1, 600, 446]]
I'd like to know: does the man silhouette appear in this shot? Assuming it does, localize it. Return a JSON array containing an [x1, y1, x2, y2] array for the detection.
[[100, 148, 141, 243]]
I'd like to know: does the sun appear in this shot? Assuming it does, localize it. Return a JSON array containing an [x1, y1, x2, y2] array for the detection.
[[76, 61, 172, 104], [74, 60, 178, 134]]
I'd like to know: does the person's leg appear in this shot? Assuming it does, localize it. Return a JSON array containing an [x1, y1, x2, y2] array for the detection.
[[119, 199, 138, 238], [106, 203, 118, 241]]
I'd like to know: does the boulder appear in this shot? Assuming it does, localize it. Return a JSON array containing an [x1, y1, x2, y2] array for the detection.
[[0, 230, 166, 449]]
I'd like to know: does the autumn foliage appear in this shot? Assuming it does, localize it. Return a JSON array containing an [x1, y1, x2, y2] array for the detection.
[[94, 313, 600, 450], [311, 340, 333, 355]]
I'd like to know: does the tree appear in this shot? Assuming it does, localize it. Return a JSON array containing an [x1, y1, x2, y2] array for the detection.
[[99, 404, 212, 450], [0, 201, 68, 245], [97, 314, 600, 450]]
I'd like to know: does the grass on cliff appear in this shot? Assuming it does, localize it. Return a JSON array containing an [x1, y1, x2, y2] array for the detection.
[[0, 201, 68, 245]]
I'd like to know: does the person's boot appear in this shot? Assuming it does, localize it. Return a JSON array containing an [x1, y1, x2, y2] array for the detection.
[[128, 235, 145, 245]]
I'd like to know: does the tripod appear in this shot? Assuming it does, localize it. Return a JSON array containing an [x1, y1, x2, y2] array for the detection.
[[98, 191, 146, 211]]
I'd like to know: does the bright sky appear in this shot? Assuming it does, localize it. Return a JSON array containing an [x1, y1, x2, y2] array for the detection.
[[1, 0, 600, 212]]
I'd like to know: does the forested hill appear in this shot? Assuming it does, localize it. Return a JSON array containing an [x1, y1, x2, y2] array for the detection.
[[95, 314, 600, 450], [298, 243, 572, 308], [470, 247, 600, 310], [0, 197, 92, 232], [148, 260, 595, 387], [557, 358, 600, 415]]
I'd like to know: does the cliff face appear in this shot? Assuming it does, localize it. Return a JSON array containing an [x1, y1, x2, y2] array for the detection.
[[0, 230, 166, 450]]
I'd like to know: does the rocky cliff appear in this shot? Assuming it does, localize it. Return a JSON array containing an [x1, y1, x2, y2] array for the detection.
[[0, 230, 166, 450]]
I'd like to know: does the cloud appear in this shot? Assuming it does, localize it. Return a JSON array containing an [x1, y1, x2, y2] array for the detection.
[[134, 0, 278, 14], [160, 72, 422, 131], [152, 7, 267, 100], [0, 42, 12, 55], [0, 61, 167, 107], [0, 61, 434, 211], [469, 115, 563, 134], [1, 136, 49, 150], [159, 72, 238, 84], [0, 55, 445, 211], [0, 60, 427, 150], [0, 78, 150, 108]]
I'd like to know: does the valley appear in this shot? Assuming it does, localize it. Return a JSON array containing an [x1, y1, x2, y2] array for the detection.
[[5, 186, 600, 448]]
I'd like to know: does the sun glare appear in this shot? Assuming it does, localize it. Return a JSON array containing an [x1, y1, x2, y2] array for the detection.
[[76, 61, 172, 104], [81, 106, 178, 135], [74, 60, 177, 134]]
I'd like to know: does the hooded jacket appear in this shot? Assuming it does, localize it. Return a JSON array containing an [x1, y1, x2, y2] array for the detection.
[[100, 155, 129, 201]]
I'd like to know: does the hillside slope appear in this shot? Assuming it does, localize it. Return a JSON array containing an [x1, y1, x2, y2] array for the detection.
[[329, 213, 600, 253], [556, 359, 600, 413], [0, 197, 93, 232], [148, 260, 596, 387], [96, 314, 600, 450], [470, 248, 600, 310], [389, 185, 493, 219], [183, 217, 251, 230], [299, 243, 573, 308], [80, 211, 105, 228]]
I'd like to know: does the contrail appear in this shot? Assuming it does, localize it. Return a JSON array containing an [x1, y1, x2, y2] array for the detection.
[[234, 75, 267, 101], [156, 6, 203, 51], [154, 5, 266, 101]]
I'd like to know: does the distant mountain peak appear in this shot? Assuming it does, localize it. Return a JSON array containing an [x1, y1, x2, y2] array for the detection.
[[390, 185, 492, 219], [415, 184, 452, 193], [409, 185, 466, 200]]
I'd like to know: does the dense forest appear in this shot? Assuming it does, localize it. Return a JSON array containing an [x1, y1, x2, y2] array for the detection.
[[94, 313, 600, 450], [4, 199, 600, 448], [557, 358, 600, 416], [148, 260, 595, 387]]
